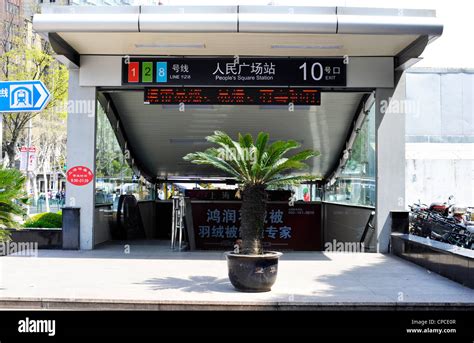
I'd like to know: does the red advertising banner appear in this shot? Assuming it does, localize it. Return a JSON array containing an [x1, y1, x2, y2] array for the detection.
[[191, 202, 321, 251], [66, 166, 94, 186]]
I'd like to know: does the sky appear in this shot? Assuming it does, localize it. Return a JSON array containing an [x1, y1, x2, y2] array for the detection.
[[155, 0, 473, 68]]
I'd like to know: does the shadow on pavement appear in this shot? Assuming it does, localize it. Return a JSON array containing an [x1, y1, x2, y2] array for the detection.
[[138, 276, 235, 293]]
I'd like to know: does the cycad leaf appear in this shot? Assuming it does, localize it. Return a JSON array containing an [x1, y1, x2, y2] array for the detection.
[[0, 168, 27, 231], [261, 159, 309, 182], [289, 149, 320, 162], [238, 133, 253, 148], [183, 151, 243, 181], [262, 140, 301, 168], [183, 132, 320, 188], [266, 174, 320, 187]]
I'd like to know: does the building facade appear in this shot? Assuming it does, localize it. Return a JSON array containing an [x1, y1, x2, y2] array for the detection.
[[405, 68, 474, 207], [1, 0, 23, 54]]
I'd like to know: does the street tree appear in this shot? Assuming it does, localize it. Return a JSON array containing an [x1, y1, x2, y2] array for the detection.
[[32, 109, 67, 211], [0, 31, 68, 168]]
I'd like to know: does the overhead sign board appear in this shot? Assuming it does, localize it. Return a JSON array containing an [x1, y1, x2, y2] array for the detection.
[[0, 80, 50, 113], [123, 57, 346, 87], [144, 87, 321, 105]]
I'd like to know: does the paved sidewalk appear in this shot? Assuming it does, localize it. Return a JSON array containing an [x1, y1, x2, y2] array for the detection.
[[0, 241, 473, 309]]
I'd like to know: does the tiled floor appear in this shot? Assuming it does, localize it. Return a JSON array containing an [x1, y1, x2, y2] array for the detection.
[[0, 241, 473, 309]]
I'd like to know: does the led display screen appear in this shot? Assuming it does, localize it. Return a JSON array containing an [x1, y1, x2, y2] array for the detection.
[[144, 87, 321, 105]]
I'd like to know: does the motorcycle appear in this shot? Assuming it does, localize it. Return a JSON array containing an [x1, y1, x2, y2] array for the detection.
[[409, 196, 474, 250]]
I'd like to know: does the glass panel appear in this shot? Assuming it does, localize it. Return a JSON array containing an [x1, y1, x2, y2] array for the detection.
[[95, 101, 155, 207], [324, 104, 376, 207]]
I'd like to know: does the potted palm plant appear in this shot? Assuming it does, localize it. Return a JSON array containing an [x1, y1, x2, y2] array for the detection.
[[183, 131, 319, 292]]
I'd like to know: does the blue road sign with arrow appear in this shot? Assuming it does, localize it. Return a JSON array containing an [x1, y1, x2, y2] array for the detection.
[[0, 80, 50, 113]]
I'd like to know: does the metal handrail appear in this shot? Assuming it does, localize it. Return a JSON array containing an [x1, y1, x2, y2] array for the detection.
[[171, 195, 186, 251]]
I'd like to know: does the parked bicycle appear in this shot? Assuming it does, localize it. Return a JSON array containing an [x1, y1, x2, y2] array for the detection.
[[409, 197, 474, 250]]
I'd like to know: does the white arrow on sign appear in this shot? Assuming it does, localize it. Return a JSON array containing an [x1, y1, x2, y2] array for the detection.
[[34, 83, 49, 109], [0, 80, 51, 113]]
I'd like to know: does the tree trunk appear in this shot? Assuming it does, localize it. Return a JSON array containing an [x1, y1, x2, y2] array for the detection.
[[43, 170, 50, 213], [5, 142, 16, 168], [33, 173, 38, 202], [53, 172, 58, 193], [240, 184, 267, 255]]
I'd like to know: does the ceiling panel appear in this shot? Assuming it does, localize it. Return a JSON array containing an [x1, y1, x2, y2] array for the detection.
[[107, 91, 367, 179], [60, 32, 418, 57]]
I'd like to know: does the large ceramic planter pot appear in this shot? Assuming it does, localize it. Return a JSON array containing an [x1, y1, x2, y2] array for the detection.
[[225, 251, 283, 292]]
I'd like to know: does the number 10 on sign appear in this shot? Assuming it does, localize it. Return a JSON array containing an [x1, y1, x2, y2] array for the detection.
[[299, 62, 323, 81]]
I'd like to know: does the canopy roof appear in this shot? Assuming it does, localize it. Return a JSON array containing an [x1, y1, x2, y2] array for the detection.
[[33, 5, 442, 66], [33, 5, 442, 181]]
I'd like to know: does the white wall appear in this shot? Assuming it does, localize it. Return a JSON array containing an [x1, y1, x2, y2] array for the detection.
[[405, 70, 474, 207], [406, 159, 473, 207]]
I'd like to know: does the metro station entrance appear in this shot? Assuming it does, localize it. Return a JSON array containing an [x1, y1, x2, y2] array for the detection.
[[32, 4, 442, 252], [95, 84, 374, 252]]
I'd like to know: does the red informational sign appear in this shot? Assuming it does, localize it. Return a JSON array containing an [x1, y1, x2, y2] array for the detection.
[[19, 146, 37, 171], [20, 146, 36, 153], [66, 166, 94, 186], [128, 62, 139, 83], [191, 202, 321, 251]]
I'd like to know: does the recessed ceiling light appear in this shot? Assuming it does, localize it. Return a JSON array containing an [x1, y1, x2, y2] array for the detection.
[[135, 43, 206, 49], [161, 105, 215, 110], [271, 44, 343, 49], [259, 105, 312, 110]]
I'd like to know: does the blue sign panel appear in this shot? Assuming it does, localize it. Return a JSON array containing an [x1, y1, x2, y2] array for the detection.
[[156, 62, 167, 83], [0, 80, 51, 113]]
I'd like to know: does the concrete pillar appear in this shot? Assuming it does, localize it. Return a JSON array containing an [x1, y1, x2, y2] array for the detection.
[[65, 69, 97, 250], [375, 77, 406, 253]]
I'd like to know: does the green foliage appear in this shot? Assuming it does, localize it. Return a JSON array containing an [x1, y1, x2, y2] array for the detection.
[[0, 168, 28, 239], [183, 131, 321, 188], [0, 32, 69, 167], [346, 120, 369, 172], [0, 38, 69, 110], [96, 105, 133, 178], [24, 212, 62, 229]]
